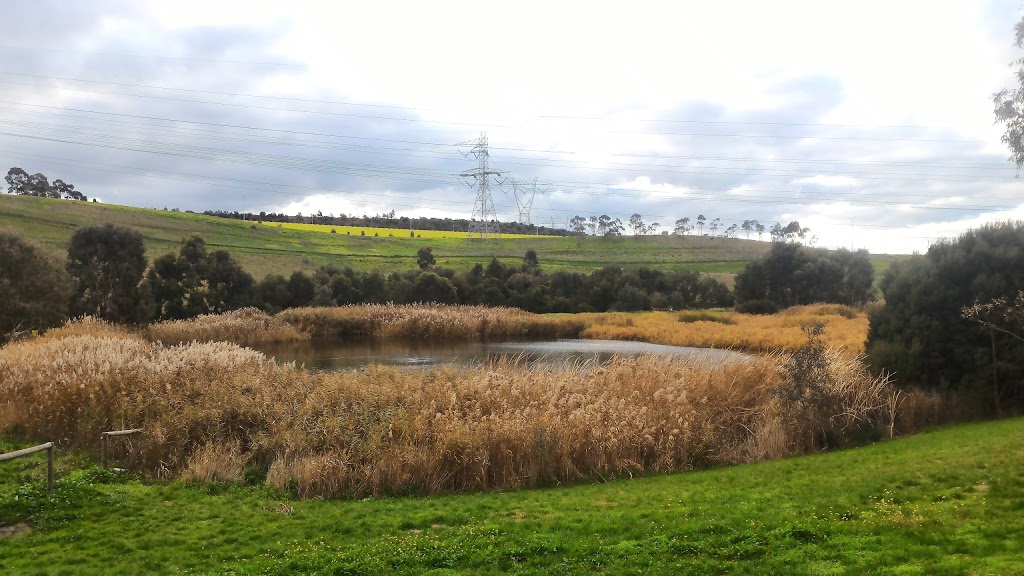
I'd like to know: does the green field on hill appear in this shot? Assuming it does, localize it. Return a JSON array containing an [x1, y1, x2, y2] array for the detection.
[[0, 195, 901, 280], [1, 418, 1021, 574]]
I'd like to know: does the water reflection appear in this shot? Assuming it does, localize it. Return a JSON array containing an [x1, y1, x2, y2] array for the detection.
[[251, 339, 748, 371]]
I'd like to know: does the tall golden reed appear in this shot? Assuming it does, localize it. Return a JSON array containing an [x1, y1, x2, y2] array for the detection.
[[278, 304, 585, 341], [0, 317, 938, 498], [147, 307, 309, 346], [579, 304, 870, 355]]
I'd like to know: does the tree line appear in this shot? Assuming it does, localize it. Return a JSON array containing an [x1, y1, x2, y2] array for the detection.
[[570, 213, 811, 242], [5, 167, 90, 201], [203, 209, 572, 237], [1, 224, 737, 342]]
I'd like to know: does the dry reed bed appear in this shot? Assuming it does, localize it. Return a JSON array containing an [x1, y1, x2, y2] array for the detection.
[[278, 304, 585, 341], [146, 308, 309, 346], [580, 304, 869, 355], [0, 319, 938, 498]]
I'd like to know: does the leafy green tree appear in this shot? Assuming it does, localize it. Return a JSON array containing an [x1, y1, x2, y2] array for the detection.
[[485, 257, 510, 280], [410, 271, 457, 304], [696, 214, 706, 235], [51, 179, 84, 200], [360, 272, 387, 304], [256, 274, 292, 313], [614, 284, 650, 311], [993, 16, 1024, 170], [147, 235, 253, 320], [5, 167, 28, 195], [287, 271, 315, 307], [629, 213, 645, 237], [416, 246, 436, 270], [866, 222, 1024, 413], [674, 217, 691, 236], [521, 249, 541, 275], [734, 243, 873, 308], [67, 224, 152, 324], [741, 220, 753, 238], [310, 284, 336, 307], [569, 215, 587, 236], [27, 173, 50, 197], [0, 231, 72, 342]]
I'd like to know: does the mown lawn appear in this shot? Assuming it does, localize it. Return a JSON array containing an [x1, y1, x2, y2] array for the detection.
[[2, 418, 1022, 575]]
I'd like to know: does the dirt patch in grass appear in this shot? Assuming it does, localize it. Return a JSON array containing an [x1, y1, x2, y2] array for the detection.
[[0, 523, 31, 539]]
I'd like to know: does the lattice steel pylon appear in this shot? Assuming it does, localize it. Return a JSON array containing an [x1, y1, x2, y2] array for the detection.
[[457, 132, 502, 239], [503, 176, 540, 225]]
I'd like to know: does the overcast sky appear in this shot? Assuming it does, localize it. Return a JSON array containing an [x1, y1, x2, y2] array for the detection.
[[0, 0, 1022, 253]]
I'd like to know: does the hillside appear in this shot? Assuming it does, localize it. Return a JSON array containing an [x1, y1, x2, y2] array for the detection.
[[0, 195, 900, 279]]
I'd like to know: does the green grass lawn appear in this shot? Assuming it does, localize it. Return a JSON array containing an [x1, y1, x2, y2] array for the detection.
[[2, 418, 1022, 575], [0, 195, 856, 279]]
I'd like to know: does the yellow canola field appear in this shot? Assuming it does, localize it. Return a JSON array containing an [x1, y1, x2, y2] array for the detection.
[[270, 222, 557, 240]]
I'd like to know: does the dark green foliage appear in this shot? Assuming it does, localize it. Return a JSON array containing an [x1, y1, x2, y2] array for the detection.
[[521, 249, 540, 275], [146, 234, 254, 320], [0, 230, 72, 342], [416, 247, 435, 270], [779, 324, 848, 447], [866, 222, 1024, 411], [287, 271, 315, 307], [678, 310, 734, 324], [734, 243, 874, 307], [736, 299, 781, 315], [5, 167, 86, 200], [614, 284, 650, 311], [67, 224, 152, 324], [410, 271, 457, 304], [255, 274, 292, 313]]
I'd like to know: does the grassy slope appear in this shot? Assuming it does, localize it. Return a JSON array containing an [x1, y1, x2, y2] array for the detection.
[[0, 194, 887, 279], [1, 418, 1022, 575]]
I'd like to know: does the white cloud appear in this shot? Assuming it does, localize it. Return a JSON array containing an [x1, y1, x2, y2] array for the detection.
[[2, 0, 1022, 254]]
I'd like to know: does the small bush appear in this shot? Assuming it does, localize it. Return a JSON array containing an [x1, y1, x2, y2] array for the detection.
[[736, 299, 780, 315], [330, 228, 336, 234], [781, 303, 858, 319]]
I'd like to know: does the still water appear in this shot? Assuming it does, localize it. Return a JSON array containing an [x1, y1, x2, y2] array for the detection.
[[251, 339, 748, 371]]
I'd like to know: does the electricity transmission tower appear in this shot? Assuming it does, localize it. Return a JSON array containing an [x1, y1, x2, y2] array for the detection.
[[503, 177, 544, 225], [457, 132, 502, 239]]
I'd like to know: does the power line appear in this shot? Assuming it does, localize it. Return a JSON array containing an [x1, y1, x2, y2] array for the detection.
[[3, 147, 1012, 242], [0, 45, 307, 68], [3, 128, 1021, 215], [3, 116, 1014, 186], [0, 100, 1011, 168], [0, 81, 994, 143]]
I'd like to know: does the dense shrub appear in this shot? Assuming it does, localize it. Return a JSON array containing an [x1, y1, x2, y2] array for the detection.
[[734, 243, 874, 307], [736, 299, 780, 315], [67, 224, 152, 324], [866, 222, 1024, 413], [0, 230, 72, 342]]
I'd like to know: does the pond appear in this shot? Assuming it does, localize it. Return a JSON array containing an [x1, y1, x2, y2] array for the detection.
[[251, 339, 749, 371]]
